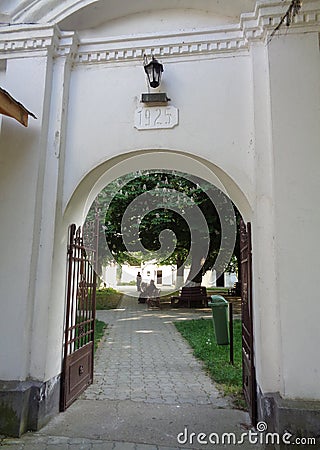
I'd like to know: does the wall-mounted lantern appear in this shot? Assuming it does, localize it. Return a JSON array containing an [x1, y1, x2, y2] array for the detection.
[[143, 55, 163, 89], [142, 55, 170, 105]]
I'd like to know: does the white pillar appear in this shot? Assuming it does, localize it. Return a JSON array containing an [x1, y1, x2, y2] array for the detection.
[[0, 52, 53, 381], [251, 41, 282, 395], [0, 25, 77, 435], [268, 32, 320, 400], [28, 31, 77, 383]]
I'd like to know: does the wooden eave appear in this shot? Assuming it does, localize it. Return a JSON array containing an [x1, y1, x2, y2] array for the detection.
[[0, 87, 37, 127]]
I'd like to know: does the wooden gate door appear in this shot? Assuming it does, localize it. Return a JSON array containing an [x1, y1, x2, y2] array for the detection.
[[240, 220, 257, 425], [60, 224, 97, 411]]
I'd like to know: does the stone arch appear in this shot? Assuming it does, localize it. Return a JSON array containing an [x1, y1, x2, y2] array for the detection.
[[63, 149, 252, 228], [11, 0, 255, 25]]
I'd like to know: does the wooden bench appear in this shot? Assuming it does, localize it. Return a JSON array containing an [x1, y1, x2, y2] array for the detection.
[[171, 286, 210, 308]]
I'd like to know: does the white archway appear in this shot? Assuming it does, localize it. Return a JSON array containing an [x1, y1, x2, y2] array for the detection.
[[10, 0, 256, 26], [63, 149, 252, 228]]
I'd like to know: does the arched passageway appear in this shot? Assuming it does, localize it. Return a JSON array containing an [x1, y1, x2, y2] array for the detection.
[[57, 150, 256, 431]]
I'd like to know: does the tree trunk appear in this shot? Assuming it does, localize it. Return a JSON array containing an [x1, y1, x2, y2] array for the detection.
[[176, 257, 184, 288], [216, 273, 225, 287], [185, 263, 202, 286], [185, 231, 207, 286]]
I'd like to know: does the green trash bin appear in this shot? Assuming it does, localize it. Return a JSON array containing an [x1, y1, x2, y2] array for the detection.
[[208, 295, 229, 345]]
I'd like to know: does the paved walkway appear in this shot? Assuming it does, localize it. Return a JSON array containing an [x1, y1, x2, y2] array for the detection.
[[83, 295, 228, 406], [1, 293, 253, 450]]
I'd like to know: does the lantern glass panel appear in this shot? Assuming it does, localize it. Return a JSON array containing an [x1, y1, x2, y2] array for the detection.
[[144, 57, 163, 88]]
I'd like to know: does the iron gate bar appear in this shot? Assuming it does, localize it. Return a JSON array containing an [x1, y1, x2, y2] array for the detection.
[[60, 224, 97, 411], [240, 220, 257, 426]]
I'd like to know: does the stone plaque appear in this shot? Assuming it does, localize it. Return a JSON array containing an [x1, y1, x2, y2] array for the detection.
[[134, 105, 178, 130]]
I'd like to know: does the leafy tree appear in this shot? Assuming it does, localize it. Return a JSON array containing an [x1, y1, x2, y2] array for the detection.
[[84, 170, 239, 285]]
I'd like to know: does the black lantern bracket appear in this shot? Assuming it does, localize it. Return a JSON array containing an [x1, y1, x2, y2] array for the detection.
[[141, 92, 171, 105]]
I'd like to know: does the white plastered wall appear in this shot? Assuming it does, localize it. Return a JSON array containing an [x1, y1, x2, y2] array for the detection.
[[268, 32, 320, 400], [0, 1, 319, 405], [0, 54, 54, 380], [62, 53, 255, 210]]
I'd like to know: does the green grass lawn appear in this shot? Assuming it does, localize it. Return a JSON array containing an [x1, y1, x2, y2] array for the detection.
[[174, 318, 246, 410], [206, 287, 230, 294], [96, 287, 123, 309], [94, 319, 107, 351]]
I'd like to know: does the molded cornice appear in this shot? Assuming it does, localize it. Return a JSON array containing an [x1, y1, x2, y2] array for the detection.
[[0, 25, 78, 60], [0, 1, 319, 63]]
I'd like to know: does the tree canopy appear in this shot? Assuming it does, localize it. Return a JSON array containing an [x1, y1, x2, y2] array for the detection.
[[84, 170, 239, 282]]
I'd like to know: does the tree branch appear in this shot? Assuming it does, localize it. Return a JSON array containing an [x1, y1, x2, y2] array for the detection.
[[267, 0, 302, 45]]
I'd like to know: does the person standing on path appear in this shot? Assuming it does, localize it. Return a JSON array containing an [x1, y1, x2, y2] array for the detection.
[[136, 271, 142, 291]]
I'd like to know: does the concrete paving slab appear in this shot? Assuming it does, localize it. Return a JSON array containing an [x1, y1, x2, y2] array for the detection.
[[0, 294, 255, 449], [37, 398, 251, 449]]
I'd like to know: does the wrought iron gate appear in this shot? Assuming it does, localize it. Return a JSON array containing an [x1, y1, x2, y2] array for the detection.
[[240, 220, 257, 425], [60, 224, 97, 411]]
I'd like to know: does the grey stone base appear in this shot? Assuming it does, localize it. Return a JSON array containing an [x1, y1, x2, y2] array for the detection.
[[257, 389, 320, 440], [0, 375, 60, 437]]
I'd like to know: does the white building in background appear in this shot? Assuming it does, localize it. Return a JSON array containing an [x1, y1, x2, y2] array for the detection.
[[0, 0, 319, 440], [119, 264, 174, 286], [102, 263, 117, 288], [103, 263, 237, 288]]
